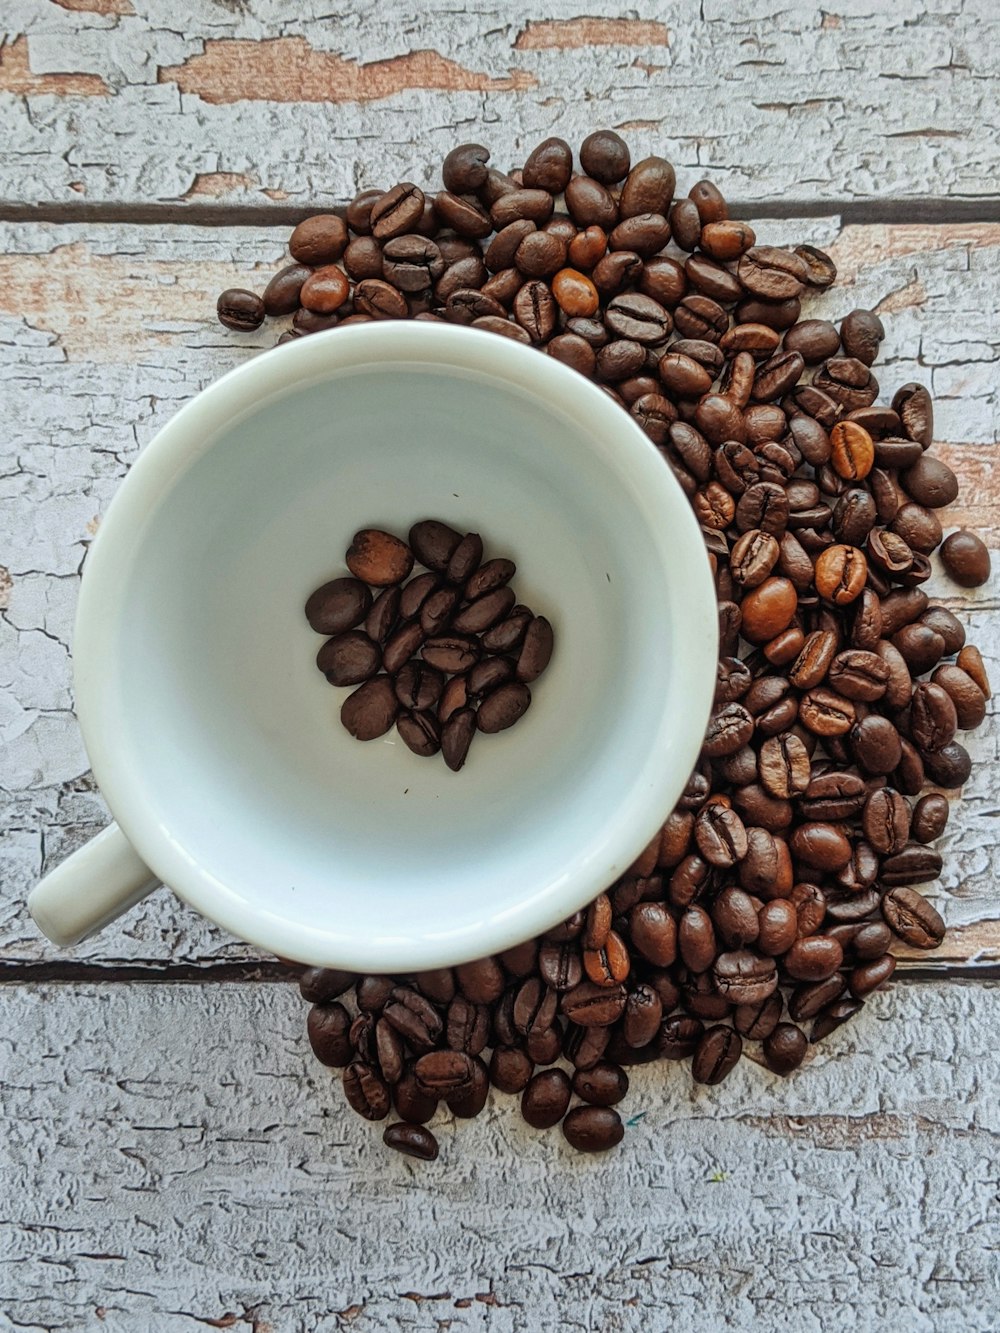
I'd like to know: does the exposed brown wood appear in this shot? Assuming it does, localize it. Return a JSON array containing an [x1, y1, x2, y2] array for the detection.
[[157, 37, 536, 106], [50, 0, 134, 12], [514, 18, 670, 49], [0, 34, 109, 97]]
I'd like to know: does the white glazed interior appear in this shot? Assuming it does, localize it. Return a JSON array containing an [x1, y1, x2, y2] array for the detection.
[[74, 324, 717, 969]]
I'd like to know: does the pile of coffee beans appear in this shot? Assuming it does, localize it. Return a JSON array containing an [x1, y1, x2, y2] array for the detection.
[[306, 522, 552, 769], [219, 131, 993, 1157]]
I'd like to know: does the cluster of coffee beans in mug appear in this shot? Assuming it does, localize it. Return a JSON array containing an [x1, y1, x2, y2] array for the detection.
[[305, 522, 553, 769], [218, 131, 993, 1158]]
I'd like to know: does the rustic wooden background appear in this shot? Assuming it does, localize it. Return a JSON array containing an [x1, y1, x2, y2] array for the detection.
[[2, 2, 999, 1328]]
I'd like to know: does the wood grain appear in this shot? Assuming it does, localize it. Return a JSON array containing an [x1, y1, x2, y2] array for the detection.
[[1, 979, 998, 1330], [3, 0, 1000, 210], [0, 217, 997, 971]]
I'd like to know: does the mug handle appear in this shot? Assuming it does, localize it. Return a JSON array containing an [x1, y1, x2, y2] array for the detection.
[[28, 822, 161, 947]]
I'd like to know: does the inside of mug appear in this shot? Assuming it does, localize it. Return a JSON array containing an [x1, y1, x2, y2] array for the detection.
[[101, 341, 713, 967]]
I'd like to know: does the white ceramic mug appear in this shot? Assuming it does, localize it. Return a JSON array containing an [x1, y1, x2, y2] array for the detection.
[[29, 323, 718, 970]]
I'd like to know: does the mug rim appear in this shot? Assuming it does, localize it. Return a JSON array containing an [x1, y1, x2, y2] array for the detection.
[[73, 323, 719, 969]]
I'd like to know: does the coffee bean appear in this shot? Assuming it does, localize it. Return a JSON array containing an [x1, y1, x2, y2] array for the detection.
[[490, 1045, 534, 1094], [307, 1003, 352, 1066], [756, 900, 799, 956], [763, 1023, 808, 1075], [305, 578, 372, 636], [583, 930, 630, 987], [783, 936, 843, 981], [560, 980, 627, 1027], [317, 631, 381, 686], [478, 681, 531, 733], [217, 288, 265, 331], [343, 1062, 391, 1120], [383, 1122, 439, 1160], [815, 544, 868, 604], [783, 318, 840, 364], [562, 1105, 625, 1152], [572, 1061, 629, 1107], [862, 787, 911, 854], [580, 129, 631, 184], [341, 675, 398, 740], [828, 649, 889, 702], [414, 1049, 474, 1098], [941, 529, 991, 587], [692, 1026, 743, 1084], [521, 1068, 572, 1128], [297, 967, 355, 1004], [882, 885, 945, 948], [881, 844, 943, 887], [923, 741, 972, 789], [910, 682, 958, 753], [738, 246, 808, 300], [713, 950, 778, 1005], [800, 688, 856, 737], [911, 792, 950, 844], [695, 804, 749, 867]]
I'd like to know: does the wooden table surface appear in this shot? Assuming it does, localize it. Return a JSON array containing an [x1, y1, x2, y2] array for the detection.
[[2, 3, 999, 1328]]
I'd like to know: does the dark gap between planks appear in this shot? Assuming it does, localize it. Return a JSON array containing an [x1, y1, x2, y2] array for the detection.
[[0, 961, 996, 985], [1, 198, 1000, 229]]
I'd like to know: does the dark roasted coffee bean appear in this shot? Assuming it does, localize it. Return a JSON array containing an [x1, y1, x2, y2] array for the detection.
[[408, 519, 462, 573], [447, 1055, 490, 1117], [521, 1068, 572, 1128], [490, 1045, 534, 1094], [692, 1026, 743, 1085], [523, 136, 574, 192], [923, 741, 972, 788], [382, 986, 443, 1051], [849, 954, 896, 998], [370, 182, 425, 239], [217, 287, 265, 331], [658, 1014, 704, 1059], [910, 682, 958, 752], [756, 899, 799, 956], [810, 998, 863, 1043], [414, 1049, 474, 1097], [538, 943, 584, 992], [881, 844, 943, 887], [862, 787, 911, 854], [562, 1106, 625, 1152], [739, 246, 808, 300], [941, 529, 991, 587], [892, 382, 934, 448], [341, 675, 398, 740], [560, 980, 627, 1027], [783, 318, 840, 364], [392, 1067, 438, 1125], [734, 993, 783, 1040], [622, 984, 663, 1048], [572, 1061, 628, 1107], [305, 578, 372, 637], [712, 950, 778, 1005], [344, 1062, 391, 1121], [356, 976, 394, 1014], [911, 792, 950, 844], [788, 975, 846, 1023], [374, 1018, 405, 1085], [882, 885, 945, 947], [298, 967, 355, 1003], [851, 714, 903, 775], [307, 1002, 352, 1066], [383, 1122, 439, 1160], [783, 935, 843, 981], [317, 631, 381, 686], [763, 1023, 808, 1076], [444, 996, 490, 1056]]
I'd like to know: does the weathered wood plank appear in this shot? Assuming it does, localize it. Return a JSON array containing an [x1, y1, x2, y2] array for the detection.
[[0, 979, 998, 1330], [2, 0, 1000, 211], [1, 217, 997, 969]]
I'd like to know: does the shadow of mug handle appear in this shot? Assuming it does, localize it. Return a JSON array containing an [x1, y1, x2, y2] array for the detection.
[[28, 823, 161, 947]]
